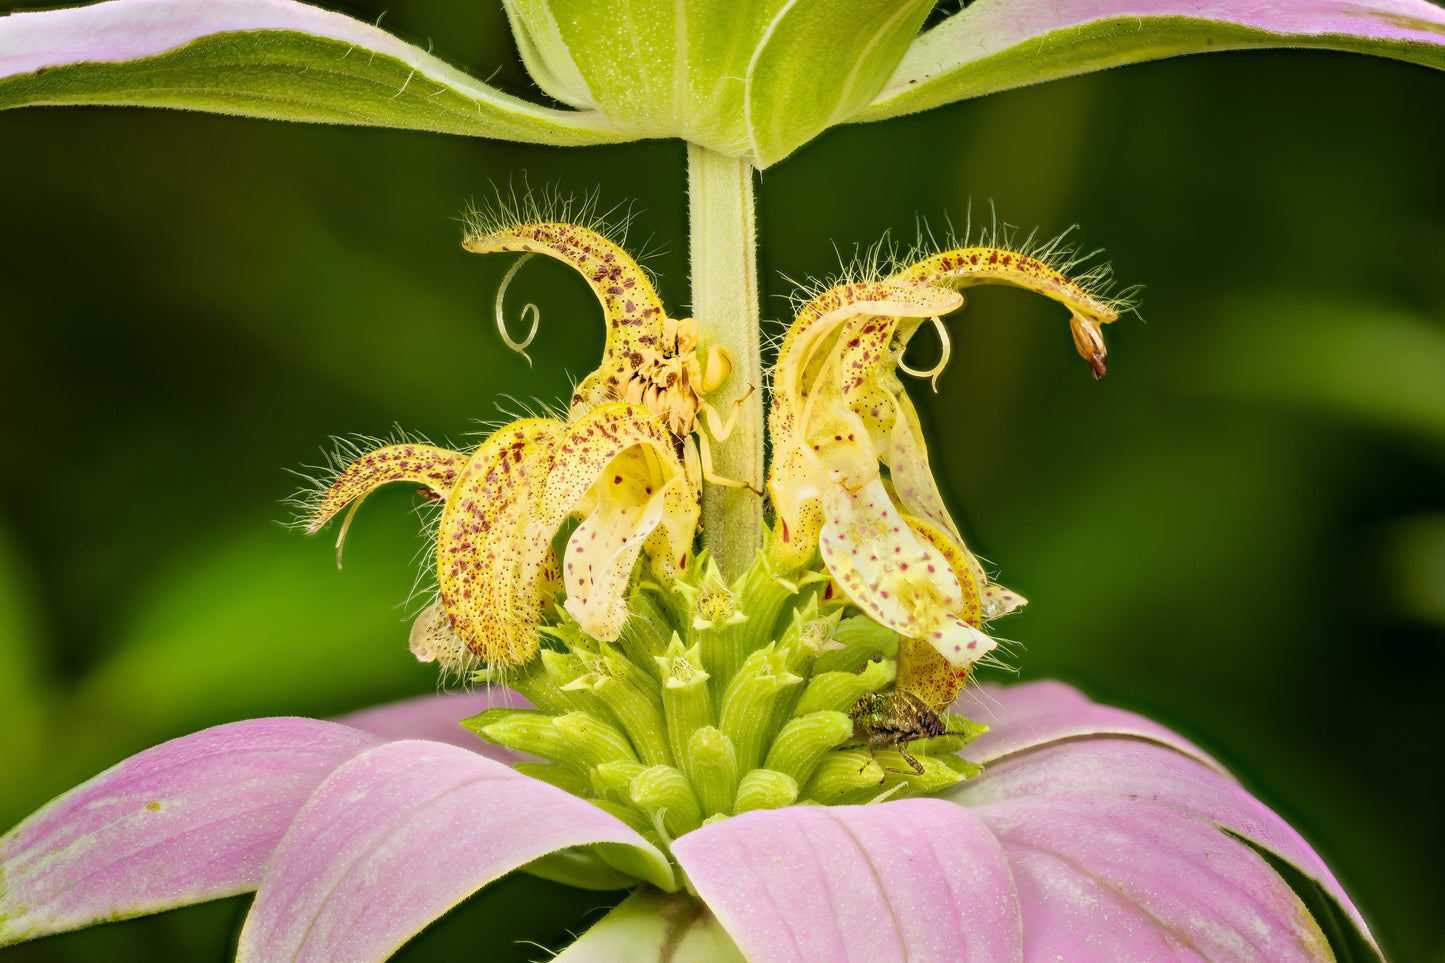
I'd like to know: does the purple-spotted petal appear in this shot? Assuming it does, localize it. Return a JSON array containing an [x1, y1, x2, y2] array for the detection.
[[957, 680, 1221, 769], [980, 794, 1332, 962], [236, 739, 672, 963], [949, 737, 1381, 958], [335, 689, 533, 761], [673, 799, 1022, 963], [0, 718, 380, 947]]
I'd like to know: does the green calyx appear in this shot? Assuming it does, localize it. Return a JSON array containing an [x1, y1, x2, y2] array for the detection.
[[462, 546, 987, 861]]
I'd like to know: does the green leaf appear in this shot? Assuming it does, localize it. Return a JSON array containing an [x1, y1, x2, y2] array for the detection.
[[502, 0, 598, 110], [0, 0, 627, 145], [516, 0, 786, 154], [746, 0, 935, 165], [506, 0, 934, 165], [859, 0, 1445, 123]]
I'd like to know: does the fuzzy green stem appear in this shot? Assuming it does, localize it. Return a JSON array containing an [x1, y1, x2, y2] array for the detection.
[[688, 144, 764, 581]]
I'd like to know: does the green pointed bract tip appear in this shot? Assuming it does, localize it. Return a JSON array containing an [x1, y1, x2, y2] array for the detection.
[[471, 546, 990, 872]]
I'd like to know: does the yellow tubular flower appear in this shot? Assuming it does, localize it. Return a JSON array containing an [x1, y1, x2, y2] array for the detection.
[[307, 220, 722, 671], [768, 237, 1121, 672]]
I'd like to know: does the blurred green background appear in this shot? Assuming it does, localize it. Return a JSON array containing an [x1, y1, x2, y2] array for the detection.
[[2, 1, 1443, 960]]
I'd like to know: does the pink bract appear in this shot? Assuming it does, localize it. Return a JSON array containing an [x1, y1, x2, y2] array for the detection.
[[0, 681, 1377, 961]]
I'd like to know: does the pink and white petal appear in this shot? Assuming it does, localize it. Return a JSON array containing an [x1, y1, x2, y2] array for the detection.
[[948, 738, 1380, 957], [551, 888, 748, 963], [673, 799, 1022, 963], [957, 681, 1221, 770], [0, 718, 380, 947], [236, 739, 673, 963], [0, 0, 623, 144], [335, 689, 533, 761], [979, 794, 1333, 963], [863, 0, 1445, 121]]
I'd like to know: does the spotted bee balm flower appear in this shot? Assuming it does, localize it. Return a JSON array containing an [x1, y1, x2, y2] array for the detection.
[[4, 0, 1442, 959], [0, 217, 1385, 961], [305, 218, 736, 672]]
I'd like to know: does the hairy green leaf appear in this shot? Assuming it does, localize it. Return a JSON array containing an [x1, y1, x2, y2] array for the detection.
[[860, 0, 1445, 122], [0, 0, 626, 145]]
